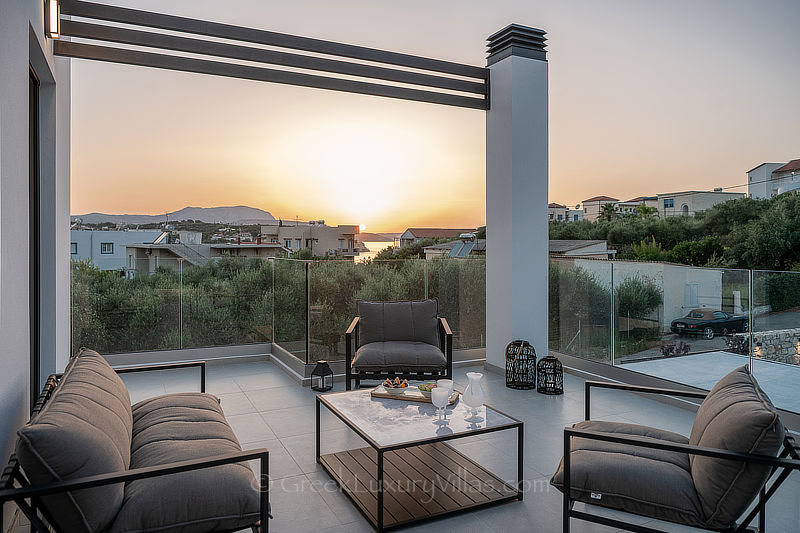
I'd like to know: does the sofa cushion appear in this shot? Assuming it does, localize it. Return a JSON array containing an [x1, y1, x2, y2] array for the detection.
[[352, 341, 447, 372], [15, 348, 132, 533], [357, 299, 439, 348], [109, 393, 261, 533], [551, 420, 703, 527], [689, 366, 784, 529]]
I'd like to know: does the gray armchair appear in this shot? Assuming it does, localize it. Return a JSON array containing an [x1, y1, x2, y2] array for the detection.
[[551, 366, 799, 532], [345, 299, 453, 390]]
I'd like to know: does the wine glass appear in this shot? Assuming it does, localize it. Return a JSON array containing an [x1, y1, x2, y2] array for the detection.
[[431, 386, 449, 419], [436, 379, 454, 396]]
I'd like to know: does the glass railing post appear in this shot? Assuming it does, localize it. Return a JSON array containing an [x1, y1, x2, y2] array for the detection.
[[424, 259, 429, 299], [610, 262, 615, 366], [748, 268, 754, 372], [270, 258, 275, 344], [178, 258, 184, 349], [305, 260, 311, 364]]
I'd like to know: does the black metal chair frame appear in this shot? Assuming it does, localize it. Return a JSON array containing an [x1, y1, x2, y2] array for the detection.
[[0, 361, 271, 533], [562, 380, 800, 533], [345, 315, 453, 390]]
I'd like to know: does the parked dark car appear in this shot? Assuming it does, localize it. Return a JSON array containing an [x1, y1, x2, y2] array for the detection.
[[670, 309, 748, 339]]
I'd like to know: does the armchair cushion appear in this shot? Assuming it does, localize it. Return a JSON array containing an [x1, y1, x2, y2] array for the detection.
[[357, 299, 439, 348], [352, 341, 447, 372], [551, 420, 703, 527], [688, 366, 784, 529], [109, 393, 261, 533], [15, 348, 133, 533]]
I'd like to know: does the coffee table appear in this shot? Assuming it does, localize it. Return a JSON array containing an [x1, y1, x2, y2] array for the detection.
[[316, 389, 523, 531]]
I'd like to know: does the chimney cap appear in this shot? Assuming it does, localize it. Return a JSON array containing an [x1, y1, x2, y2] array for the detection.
[[487, 24, 547, 65]]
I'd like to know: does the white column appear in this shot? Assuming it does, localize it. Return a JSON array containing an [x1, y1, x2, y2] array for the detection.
[[485, 25, 549, 370]]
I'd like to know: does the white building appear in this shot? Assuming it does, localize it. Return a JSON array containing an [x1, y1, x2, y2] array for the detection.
[[772, 160, 800, 195], [261, 221, 365, 258], [747, 163, 784, 199], [748, 159, 800, 199], [70, 229, 163, 270], [656, 190, 744, 217]]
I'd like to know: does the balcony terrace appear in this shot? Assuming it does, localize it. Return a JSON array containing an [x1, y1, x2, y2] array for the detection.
[[50, 357, 788, 533], [3, 2, 799, 533]]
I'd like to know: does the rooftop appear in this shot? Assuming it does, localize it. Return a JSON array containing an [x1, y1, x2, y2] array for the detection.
[[775, 159, 800, 173], [403, 228, 476, 238], [581, 196, 618, 203]]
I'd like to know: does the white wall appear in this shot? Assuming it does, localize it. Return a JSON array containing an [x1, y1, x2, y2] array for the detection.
[[748, 163, 782, 199], [0, 3, 70, 522], [657, 191, 744, 217], [486, 53, 548, 369], [71, 229, 162, 270], [574, 259, 723, 330]]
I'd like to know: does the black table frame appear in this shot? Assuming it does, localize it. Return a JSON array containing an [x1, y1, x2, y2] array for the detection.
[[316, 390, 523, 531]]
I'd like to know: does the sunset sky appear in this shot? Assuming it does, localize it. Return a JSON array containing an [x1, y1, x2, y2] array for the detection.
[[71, 0, 800, 232]]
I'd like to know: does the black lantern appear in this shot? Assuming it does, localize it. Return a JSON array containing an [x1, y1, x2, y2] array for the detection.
[[311, 360, 333, 392], [505, 340, 536, 390], [537, 355, 564, 395]]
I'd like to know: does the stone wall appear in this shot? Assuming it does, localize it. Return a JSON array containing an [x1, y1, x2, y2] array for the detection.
[[731, 328, 800, 364]]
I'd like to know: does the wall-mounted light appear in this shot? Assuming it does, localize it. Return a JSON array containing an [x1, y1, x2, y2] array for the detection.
[[46, 0, 60, 39]]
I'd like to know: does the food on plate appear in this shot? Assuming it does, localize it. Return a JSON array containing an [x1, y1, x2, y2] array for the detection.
[[382, 377, 408, 389], [418, 383, 437, 392]]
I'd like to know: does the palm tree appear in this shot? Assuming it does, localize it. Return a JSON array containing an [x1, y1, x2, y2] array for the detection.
[[599, 203, 618, 222]]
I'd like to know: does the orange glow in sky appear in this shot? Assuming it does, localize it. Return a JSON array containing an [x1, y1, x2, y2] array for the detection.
[[70, 0, 800, 232]]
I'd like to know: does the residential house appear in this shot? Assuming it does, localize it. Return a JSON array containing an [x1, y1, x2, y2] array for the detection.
[[548, 203, 568, 222], [260, 220, 365, 258], [656, 190, 744, 217], [125, 241, 289, 276], [747, 159, 800, 199], [580, 196, 619, 222], [70, 229, 163, 270], [397, 227, 476, 247]]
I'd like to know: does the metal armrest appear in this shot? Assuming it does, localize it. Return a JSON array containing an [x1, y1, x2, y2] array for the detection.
[[565, 427, 799, 468], [113, 361, 206, 393], [585, 380, 707, 421], [0, 448, 269, 502], [561, 427, 799, 533]]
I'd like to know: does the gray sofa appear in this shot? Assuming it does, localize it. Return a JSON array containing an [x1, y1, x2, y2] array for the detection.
[[551, 366, 799, 532], [1, 348, 269, 533], [345, 299, 453, 390]]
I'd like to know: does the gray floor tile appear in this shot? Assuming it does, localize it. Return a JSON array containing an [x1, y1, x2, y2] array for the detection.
[[227, 412, 278, 443], [218, 391, 258, 416], [121, 359, 800, 533]]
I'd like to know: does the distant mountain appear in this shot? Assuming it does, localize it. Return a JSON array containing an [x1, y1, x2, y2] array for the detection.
[[72, 206, 276, 225]]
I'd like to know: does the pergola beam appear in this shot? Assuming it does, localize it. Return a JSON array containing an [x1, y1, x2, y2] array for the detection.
[[60, 20, 486, 96], [54, 41, 488, 110], [61, 0, 486, 80]]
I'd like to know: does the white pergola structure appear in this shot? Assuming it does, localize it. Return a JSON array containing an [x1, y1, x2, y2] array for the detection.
[[1, 0, 548, 463], [52, 0, 550, 371]]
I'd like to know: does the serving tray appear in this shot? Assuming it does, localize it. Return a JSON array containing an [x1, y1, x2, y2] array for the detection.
[[371, 386, 459, 405]]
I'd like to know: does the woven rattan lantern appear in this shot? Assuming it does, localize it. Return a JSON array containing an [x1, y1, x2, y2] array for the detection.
[[505, 340, 536, 390], [537, 355, 563, 395]]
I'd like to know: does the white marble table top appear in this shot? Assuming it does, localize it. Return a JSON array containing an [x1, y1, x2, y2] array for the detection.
[[319, 388, 520, 448]]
